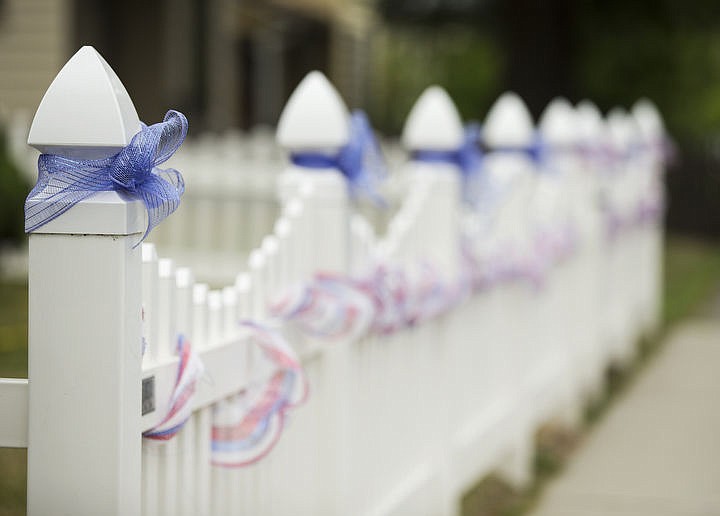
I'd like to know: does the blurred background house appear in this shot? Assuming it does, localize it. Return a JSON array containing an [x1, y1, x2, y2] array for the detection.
[[0, 0, 719, 240], [0, 0, 374, 129]]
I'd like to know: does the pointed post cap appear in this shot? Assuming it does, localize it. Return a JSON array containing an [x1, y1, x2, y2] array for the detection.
[[401, 86, 464, 151], [28, 46, 140, 159], [632, 98, 665, 142], [482, 91, 535, 148], [276, 71, 350, 152], [606, 107, 628, 149], [576, 100, 604, 142], [26, 46, 145, 235], [538, 97, 578, 147], [607, 107, 642, 152]]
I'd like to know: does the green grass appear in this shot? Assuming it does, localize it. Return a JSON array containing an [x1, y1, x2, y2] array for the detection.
[[0, 281, 28, 378], [1, 236, 719, 516], [662, 235, 720, 326], [0, 449, 26, 516], [0, 281, 26, 516], [461, 426, 581, 516]]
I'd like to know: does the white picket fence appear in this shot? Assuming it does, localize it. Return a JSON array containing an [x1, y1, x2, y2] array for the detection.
[[0, 120, 405, 284], [145, 131, 407, 286], [0, 46, 666, 516]]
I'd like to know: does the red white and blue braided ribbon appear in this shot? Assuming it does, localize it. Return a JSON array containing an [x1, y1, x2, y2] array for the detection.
[[461, 239, 520, 292], [533, 223, 577, 269], [358, 266, 411, 335], [405, 262, 461, 324], [635, 189, 665, 226], [489, 243, 527, 284], [211, 321, 308, 468], [271, 262, 468, 340], [270, 273, 376, 341], [143, 335, 204, 441], [604, 205, 639, 240], [606, 195, 663, 240]]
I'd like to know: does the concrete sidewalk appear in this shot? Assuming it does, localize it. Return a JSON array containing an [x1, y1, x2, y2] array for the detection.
[[530, 317, 720, 516]]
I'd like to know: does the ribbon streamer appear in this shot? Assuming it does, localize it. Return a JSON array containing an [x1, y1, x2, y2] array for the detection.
[[272, 261, 469, 341], [290, 110, 387, 204], [143, 335, 204, 441], [635, 194, 664, 225], [405, 262, 463, 324], [358, 266, 411, 335], [270, 273, 376, 341], [213, 233, 577, 460], [460, 240, 497, 292], [211, 321, 307, 468], [25, 110, 188, 243]]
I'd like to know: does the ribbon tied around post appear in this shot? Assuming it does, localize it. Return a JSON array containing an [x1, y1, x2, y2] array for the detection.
[[412, 123, 485, 208], [528, 132, 553, 170], [486, 133, 556, 171], [290, 110, 388, 204], [25, 110, 188, 244]]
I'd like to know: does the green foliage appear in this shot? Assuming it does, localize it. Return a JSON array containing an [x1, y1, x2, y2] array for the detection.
[[0, 448, 26, 516], [0, 281, 28, 377], [0, 281, 27, 516], [662, 234, 720, 325], [375, 0, 720, 143], [374, 0, 720, 237], [574, 2, 720, 141], [0, 132, 29, 246], [368, 26, 502, 134]]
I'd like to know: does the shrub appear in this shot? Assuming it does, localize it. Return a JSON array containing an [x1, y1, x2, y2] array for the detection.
[[0, 131, 30, 245]]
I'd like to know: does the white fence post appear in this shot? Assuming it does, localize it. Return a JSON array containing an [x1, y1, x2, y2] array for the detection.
[[276, 71, 352, 514], [400, 86, 462, 277], [480, 92, 538, 489], [632, 99, 666, 337], [605, 107, 641, 367], [536, 97, 587, 425], [577, 100, 615, 374], [25, 46, 144, 516], [276, 70, 351, 273], [400, 85, 464, 516]]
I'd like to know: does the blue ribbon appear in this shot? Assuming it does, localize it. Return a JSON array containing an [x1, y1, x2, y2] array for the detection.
[[489, 133, 556, 172], [529, 133, 550, 168], [490, 138, 545, 164], [25, 110, 188, 244], [412, 123, 485, 206], [290, 110, 387, 204]]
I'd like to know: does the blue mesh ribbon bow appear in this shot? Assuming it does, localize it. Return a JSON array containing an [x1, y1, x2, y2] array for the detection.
[[290, 110, 387, 204], [412, 122, 485, 206], [24, 110, 188, 243]]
